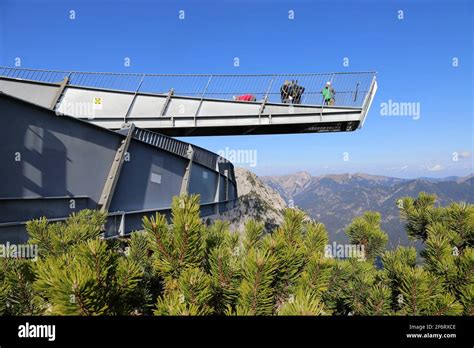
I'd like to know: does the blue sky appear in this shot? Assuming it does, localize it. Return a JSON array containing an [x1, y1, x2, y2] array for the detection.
[[0, 0, 472, 178]]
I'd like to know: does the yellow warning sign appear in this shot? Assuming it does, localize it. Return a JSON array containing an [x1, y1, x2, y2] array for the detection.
[[93, 97, 103, 110]]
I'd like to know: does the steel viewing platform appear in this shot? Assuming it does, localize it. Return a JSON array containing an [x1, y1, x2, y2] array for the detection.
[[0, 92, 238, 243], [0, 67, 377, 136]]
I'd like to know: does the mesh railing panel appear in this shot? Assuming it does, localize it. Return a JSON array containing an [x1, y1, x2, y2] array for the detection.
[[0, 67, 376, 108], [132, 127, 230, 171]]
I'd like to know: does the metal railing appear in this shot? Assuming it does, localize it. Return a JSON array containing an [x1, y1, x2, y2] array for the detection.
[[0, 66, 376, 108], [132, 127, 232, 173]]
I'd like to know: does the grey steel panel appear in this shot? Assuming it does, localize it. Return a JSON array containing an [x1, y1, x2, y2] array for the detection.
[[0, 196, 93, 223], [359, 78, 378, 129], [132, 94, 167, 117], [108, 141, 187, 212], [0, 78, 60, 108], [0, 92, 237, 243], [58, 86, 135, 118], [0, 95, 119, 201], [0, 225, 30, 244], [188, 164, 218, 204]]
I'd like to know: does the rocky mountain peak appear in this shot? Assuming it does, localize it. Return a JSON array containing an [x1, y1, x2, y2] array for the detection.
[[210, 167, 287, 233]]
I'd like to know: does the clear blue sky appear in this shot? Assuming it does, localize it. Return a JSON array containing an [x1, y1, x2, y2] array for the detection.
[[1, 0, 472, 178]]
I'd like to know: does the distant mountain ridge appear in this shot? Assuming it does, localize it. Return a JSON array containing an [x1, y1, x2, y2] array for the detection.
[[207, 170, 473, 249], [262, 172, 473, 247]]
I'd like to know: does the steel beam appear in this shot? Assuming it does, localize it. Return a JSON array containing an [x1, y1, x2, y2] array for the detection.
[[50, 75, 70, 110], [98, 123, 135, 212], [124, 73, 145, 123], [180, 145, 194, 195], [160, 88, 175, 117]]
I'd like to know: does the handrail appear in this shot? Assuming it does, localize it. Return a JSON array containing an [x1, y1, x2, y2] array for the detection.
[[0, 66, 376, 77], [0, 66, 377, 108]]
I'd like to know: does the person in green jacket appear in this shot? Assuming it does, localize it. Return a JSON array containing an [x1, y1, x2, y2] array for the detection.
[[321, 81, 335, 105]]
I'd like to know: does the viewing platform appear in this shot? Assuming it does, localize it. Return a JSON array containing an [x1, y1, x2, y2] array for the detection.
[[0, 67, 377, 136]]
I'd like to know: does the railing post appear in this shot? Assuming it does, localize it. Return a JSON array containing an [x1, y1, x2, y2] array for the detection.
[[354, 82, 360, 104], [259, 77, 274, 124], [124, 73, 145, 123], [50, 71, 72, 111], [329, 72, 335, 105], [194, 75, 213, 126], [160, 88, 175, 117]]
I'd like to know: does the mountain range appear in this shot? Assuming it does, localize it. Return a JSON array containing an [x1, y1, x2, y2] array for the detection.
[[208, 169, 472, 248], [262, 171, 473, 247]]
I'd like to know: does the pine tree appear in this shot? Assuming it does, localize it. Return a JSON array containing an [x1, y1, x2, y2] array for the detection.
[[345, 211, 388, 261], [0, 258, 42, 315], [234, 248, 276, 315], [143, 195, 204, 280], [278, 287, 325, 315], [359, 283, 392, 316], [456, 247, 474, 315], [154, 267, 213, 315], [266, 211, 307, 309], [381, 246, 417, 312], [207, 244, 241, 314], [398, 194, 472, 315], [126, 232, 160, 314], [26, 211, 142, 315], [0, 192, 472, 317], [399, 192, 441, 241], [297, 253, 332, 298]]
